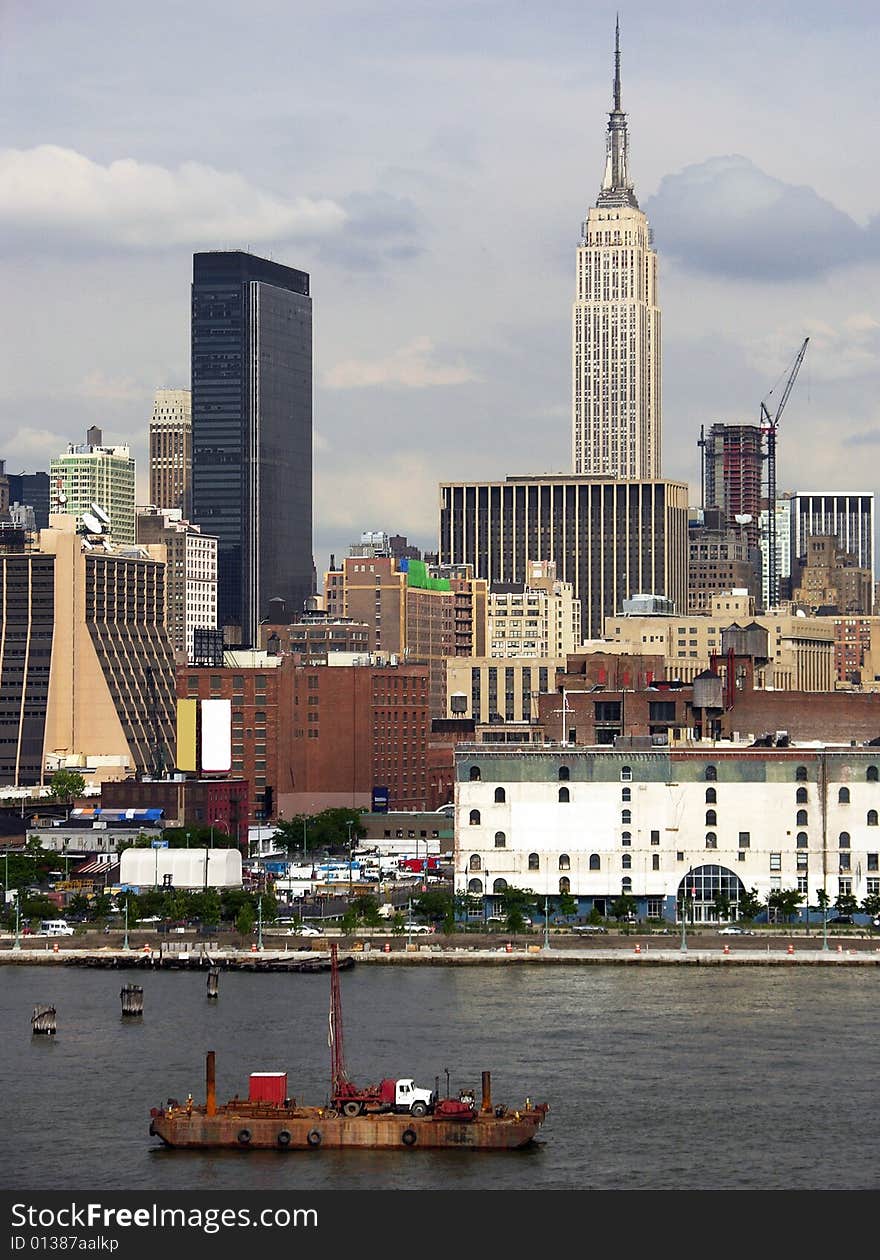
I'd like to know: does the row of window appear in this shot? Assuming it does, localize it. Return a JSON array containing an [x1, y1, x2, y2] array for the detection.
[[467, 764, 880, 785]]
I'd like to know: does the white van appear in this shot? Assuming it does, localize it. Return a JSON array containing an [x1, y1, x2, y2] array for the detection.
[[40, 919, 75, 937]]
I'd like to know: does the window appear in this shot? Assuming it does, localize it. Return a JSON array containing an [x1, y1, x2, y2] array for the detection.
[[838, 787, 850, 804], [796, 832, 808, 848], [492, 879, 507, 894], [770, 853, 782, 871], [705, 787, 717, 804], [469, 809, 481, 825], [839, 832, 850, 848], [796, 810, 808, 826], [621, 877, 632, 893], [868, 853, 879, 872], [839, 853, 851, 872], [494, 831, 506, 849], [468, 878, 483, 894], [558, 854, 570, 871], [705, 765, 717, 782], [650, 830, 660, 845], [622, 853, 632, 869], [621, 786, 631, 802], [468, 854, 482, 871], [705, 832, 717, 849], [795, 765, 807, 782], [558, 766, 570, 781], [559, 877, 571, 894], [494, 787, 506, 803], [589, 854, 600, 871], [705, 810, 717, 826], [652, 854, 660, 871], [621, 809, 631, 825], [868, 811, 878, 827], [838, 878, 852, 897], [469, 765, 481, 781], [796, 786, 808, 804], [677, 851, 685, 861], [868, 766, 878, 782], [738, 832, 750, 848], [528, 853, 540, 871], [558, 786, 570, 803], [620, 766, 632, 781], [621, 832, 632, 846]]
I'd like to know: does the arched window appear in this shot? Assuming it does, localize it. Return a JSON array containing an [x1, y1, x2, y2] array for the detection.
[[839, 832, 851, 849], [838, 787, 850, 804], [528, 853, 539, 871], [558, 876, 571, 894], [589, 854, 600, 871], [468, 854, 482, 871], [494, 787, 506, 803], [796, 832, 808, 848], [469, 765, 481, 781], [868, 766, 879, 783], [469, 809, 481, 826], [558, 854, 571, 871], [705, 765, 717, 782], [705, 832, 717, 849], [621, 831, 632, 846], [621, 877, 632, 893], [868, 811, 878, 827], [796, 810, 808, 826], [492, 878, 507, 894], [705, 809, 717, 826], [621, 809, 632, 825], [795, 765, 807, 782], [705, 787, 717, 804], [467, 877, 483, 894], [558, 786, 570, 803], [620, 766, 632, 781], [622, 853, 632, 870], [494, 831, 506, 848], [621, 786, 632, 802], [796, 786, 808, 804], [558, 766, 570, 781]]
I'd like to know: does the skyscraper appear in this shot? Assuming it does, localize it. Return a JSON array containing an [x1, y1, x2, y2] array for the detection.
[[572, 23, 661, 479], [149, 388, 192, 516], [191, 251, 313, 645], [50, 428, 136, 544], [703, 422, 763, 550]]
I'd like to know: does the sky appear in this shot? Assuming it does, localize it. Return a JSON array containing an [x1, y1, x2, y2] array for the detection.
[[1, 0, 878, 576]]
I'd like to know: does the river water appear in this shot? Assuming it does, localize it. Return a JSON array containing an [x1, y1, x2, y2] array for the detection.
[[1, 964, 878, 1191]]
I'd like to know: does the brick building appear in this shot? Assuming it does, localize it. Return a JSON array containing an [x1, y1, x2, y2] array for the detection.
[[101, 777, 249, 848]]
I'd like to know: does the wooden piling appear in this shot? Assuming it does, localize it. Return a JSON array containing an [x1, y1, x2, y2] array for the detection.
[[32, 1005, 57, 1035], [206, 967, 220, 999], [120, 984, 144, 1017]]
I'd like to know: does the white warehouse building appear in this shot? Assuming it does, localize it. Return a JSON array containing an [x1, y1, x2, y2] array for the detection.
[[454, 746, 880, 922]]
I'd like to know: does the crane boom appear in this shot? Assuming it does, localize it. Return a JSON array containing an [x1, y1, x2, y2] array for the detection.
[[762, 336, 809, 609]]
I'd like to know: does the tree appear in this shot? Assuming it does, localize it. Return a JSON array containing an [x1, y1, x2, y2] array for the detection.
[[738, 887, 763, 923], [453, 891, 482, 928], [274, 809, 367, 857], [861, 893, 880, 921], [554, 892, 577, 921], [712, 891, 732, 922], [413, 889, 454, 931], [768, 888, 803, 925], [610, 895, 637, 924], [235, 904, 255, 936], [497, 885, 538, 933], [47, 769, 86, 804], [88, 893, 113, 922], [835, 891, 858, 917]]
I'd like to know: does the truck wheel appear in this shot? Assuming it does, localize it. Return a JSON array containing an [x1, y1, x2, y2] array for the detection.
[[342, 1101, 363, 1118], [410, 1101, 428, 1118]]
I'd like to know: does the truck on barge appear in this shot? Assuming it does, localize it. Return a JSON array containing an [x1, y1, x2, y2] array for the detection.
[[149, 946, 548, 1152]]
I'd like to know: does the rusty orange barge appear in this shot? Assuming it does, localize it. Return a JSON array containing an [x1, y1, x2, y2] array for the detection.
[[149, 946, 548, 1152]]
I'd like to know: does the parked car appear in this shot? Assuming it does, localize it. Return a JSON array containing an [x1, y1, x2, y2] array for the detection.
[[826, 915, 855, 927], [295, 924, 323, 937], [403, 922, 434, 934], [718, 925, 753, 935], [571, 924, 608, 934]]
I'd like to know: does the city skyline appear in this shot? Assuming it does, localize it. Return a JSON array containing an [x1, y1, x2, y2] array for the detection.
[[1, 2, 878, 573]]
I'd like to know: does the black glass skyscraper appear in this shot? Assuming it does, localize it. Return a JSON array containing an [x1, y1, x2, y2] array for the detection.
[[191, 251, 313, 643]]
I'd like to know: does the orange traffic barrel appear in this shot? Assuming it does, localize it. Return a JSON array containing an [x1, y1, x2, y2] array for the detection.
[[383, 942, 391, 954], [787, 943, 795, 955]]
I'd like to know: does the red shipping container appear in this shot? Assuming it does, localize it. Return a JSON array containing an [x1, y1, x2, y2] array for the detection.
[[248, 1072, 288, 1104]]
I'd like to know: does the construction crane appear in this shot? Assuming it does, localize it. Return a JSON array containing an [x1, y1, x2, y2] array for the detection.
[[760, 336, 809, 609]]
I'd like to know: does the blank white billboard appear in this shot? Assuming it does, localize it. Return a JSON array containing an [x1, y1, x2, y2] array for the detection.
[[201, 698, 232, 772]]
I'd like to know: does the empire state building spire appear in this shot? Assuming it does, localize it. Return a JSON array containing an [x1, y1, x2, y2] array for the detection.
[[598, 18, 638, 209]]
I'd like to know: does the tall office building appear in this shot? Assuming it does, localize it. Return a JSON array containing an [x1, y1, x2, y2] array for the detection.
[[790, 492, 875, 583], [50, 428, 136, 544], [4, 469, 50, 529], [149, 388, 192, 516], [191, 251, 313, 646], [136, 506, 218, 662], [703, 423, 762, 550], [572, 22, 661, 479]]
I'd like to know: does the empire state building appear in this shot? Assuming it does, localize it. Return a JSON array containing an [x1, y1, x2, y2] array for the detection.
[[572, 24, 661, 479]]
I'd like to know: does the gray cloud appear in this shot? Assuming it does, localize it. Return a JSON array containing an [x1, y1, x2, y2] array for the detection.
[[645, 155, 879, 280], [314, 190, 426, 271]]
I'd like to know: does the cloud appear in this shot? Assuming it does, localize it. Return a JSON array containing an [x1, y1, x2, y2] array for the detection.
[[645, 155, 880, 280], [323, 336, 477, 389], [748, 314, 880, 383], [313, 190, 425, 271], [315, 453, 439, 540], [0, 145, 346, 249]]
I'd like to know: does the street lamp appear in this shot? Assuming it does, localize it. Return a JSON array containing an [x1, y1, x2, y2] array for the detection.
[[346, 821, 354, 896], [543, 893, 551, 951], [12, 891, 22, 952], [122, 899, 130, 951], [680, 869, 692, 953], [257, 896, 263, 951]]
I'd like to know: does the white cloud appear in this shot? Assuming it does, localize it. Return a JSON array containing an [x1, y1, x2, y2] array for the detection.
[[315, 453, 439, 541], [322, 336, 477, 389], [0, 145, 347, 249], [749, 315, 880, 383]]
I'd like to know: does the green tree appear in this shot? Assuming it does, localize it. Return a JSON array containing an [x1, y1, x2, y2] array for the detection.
[[712, 891, 733, 922], [89, 893, 113, 922], [452, 891, 482, 928], [768, 888, 803, 925], [189, 889, 221, 926], [738, 887, 763, 922], [610, 895, 637, 924], [274, 809, 366, 857], [835, 891, 859, 917], [20, 893, 59, 922], [861, 893, 880, 921], [498, 885, 538, 933], [554, 892, 578, 921], [413, 889, 454, 930], [235, 904, 255, 936], [47, 769, 86, 805]]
